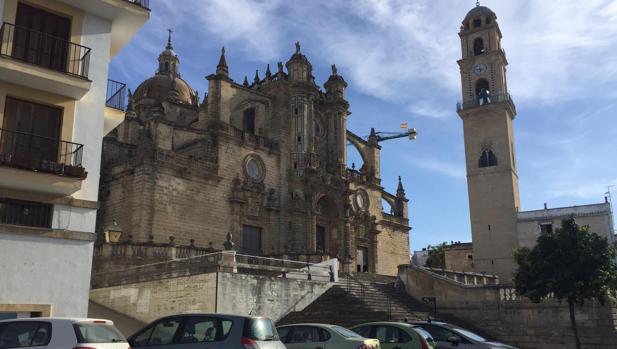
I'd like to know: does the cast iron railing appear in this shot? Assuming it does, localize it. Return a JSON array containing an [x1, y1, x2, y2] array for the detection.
[[106, 79, 126, 110], [0, 22, 91, 79], [456, 92, 513, 111], [0, 128, 86, 178], [123, 0, 150, 9]]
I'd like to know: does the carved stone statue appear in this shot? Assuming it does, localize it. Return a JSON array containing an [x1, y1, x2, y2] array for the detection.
[[223, 231, 235, 250]]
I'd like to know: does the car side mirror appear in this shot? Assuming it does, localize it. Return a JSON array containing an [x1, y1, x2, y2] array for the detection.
[[447, 335, 460, 346]]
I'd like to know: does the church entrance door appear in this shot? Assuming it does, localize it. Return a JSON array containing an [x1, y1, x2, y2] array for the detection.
[[242, 225, 261, 256], [356, 247, 369, 273]]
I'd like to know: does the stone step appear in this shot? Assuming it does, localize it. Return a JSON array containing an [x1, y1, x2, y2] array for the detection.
[[278, 276, 432, 327]]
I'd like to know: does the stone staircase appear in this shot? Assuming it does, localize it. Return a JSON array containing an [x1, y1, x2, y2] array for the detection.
[[277, 273, 433, 328]]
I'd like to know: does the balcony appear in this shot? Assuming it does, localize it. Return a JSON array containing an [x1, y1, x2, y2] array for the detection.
[[55, 0, 150, 58], [456, 92, 514, 112], [0, 22, 92, 98], [123, 0, 150, 10], [0, 128, 86, 195], [104, 79, 127, 135]]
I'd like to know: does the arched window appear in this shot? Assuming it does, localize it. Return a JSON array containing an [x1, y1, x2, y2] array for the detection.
[[243, 108, 256, 134], [475, 79, 491, 105], [473, 38, 485, 55], [479, 149, 498, 168]]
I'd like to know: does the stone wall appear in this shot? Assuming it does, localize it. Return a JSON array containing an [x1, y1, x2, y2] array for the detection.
[[90, 272, 217, 324], [90, 271, 331, 327], [398, 265, 617, 349], [216, 272, 332, 322]]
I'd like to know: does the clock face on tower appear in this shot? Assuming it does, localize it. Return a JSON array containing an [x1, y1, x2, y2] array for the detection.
[[473, 63, 487, 76]]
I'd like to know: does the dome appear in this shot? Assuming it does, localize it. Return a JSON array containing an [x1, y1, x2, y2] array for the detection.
[[464, 5, 496, 22], [132, 31, 198, 107], [133, 74, 197, 106]]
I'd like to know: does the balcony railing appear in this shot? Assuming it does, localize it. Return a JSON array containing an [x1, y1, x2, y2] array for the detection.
[[0, 128, 86, 178], [106, 79, 126, 110], [123, 0, 150, 10], [456, 92, 513, 112], [0, 22, 91, 79]]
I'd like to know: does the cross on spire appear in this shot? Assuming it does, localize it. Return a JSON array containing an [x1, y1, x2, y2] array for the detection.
[[476, 1, 480, 6], [167, 29, 173, 49]]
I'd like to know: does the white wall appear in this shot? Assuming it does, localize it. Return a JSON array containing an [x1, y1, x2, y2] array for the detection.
[[72, 13, 112, 203], [53, 205, 97, 233], [0, 233, 94, 317]]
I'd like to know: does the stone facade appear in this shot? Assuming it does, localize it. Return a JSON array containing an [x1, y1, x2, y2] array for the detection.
[[399, 265, 617, 349], [456, 5, 615, 280], [443, 242, 474, 272], [97, 38, 410, 276]]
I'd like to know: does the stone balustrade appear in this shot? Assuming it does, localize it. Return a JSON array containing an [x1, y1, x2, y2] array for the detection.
[[422, 266, 500, 286]]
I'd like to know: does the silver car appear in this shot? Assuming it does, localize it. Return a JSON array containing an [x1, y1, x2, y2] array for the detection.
[[411, 321, 518, 349], [128, 313, 285, 349]]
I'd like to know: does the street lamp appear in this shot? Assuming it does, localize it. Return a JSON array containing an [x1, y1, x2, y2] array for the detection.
[[104, 220, 123, 243]]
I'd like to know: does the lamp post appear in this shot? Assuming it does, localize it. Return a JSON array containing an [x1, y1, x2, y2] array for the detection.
[[104, 220, 123, 244], [422, 296, 437, 320]]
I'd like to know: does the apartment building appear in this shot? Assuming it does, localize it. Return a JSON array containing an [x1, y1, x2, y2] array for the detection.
[[0, 0, 148, 318]]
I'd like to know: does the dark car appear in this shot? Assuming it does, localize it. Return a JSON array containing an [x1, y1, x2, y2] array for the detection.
[[411, 321, 518, 349], [128, 313, 285, 349]]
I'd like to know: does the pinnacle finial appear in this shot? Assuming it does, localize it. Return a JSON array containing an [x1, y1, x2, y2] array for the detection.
[[216, 46, 229, 76], [166, 29, 173, 49], [265, 64, 272, 79], [397, 175, 406, 197], [331, 64, 338, 75], [243, 76, 249, 87], [295, 41, 301, 53], [254, 69, 260, 84], [476, 0, 480, 6]]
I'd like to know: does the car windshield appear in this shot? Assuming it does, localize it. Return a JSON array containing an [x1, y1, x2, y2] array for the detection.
[[73, 323, 126, 343], [412, 327, 434, 342], [331, 326, 363, 338], [245, 318, 278, 341], [450, 326, 486, 342]]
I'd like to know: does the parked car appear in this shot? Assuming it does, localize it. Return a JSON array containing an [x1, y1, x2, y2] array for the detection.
[[128, 313, 285, 349], [411, 321, 518, 349], [0, 317, 127, 349], [350, 322, 433, 349], [410, 326, 437, 349], [277, 323, 380, 349]]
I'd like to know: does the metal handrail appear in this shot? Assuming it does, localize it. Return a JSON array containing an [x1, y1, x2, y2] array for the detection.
[[0, 127, 85, 177], [123, 0, 150, 9], [106, 79, 126, 110], [0, 22, 91, 78], [344, 272, 366, 300]]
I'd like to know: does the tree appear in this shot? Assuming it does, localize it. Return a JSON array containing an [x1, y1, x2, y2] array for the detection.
[[425, 242, 446, 269], [513, 217, 617, 349]]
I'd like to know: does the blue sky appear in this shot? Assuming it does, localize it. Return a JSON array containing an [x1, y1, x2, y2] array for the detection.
[[109, 0, 617, 252]]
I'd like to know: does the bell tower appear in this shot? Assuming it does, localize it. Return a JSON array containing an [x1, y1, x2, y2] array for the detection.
[[457, 3, 520, 280]]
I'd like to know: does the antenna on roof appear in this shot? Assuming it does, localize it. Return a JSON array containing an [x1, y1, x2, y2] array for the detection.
[[606, 185, 614, 204]]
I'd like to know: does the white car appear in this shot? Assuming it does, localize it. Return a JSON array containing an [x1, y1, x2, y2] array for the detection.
[[0, 318, 128, 349]]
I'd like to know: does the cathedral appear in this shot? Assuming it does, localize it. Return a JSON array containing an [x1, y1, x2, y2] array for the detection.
[[97, 36, 411, 276]]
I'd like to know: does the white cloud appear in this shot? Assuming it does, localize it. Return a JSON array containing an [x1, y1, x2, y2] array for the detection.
[[411, 157, 466, 180], [408, 101, 453, 119]]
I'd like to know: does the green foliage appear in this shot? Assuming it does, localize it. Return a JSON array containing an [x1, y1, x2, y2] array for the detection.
[[425, 242, 447, 269], [514, 217, 617, 305]]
